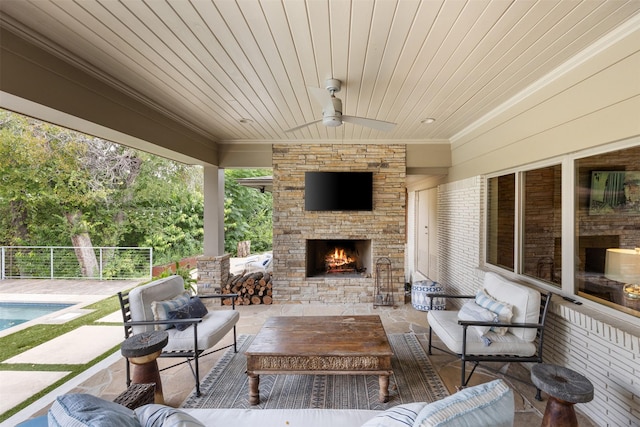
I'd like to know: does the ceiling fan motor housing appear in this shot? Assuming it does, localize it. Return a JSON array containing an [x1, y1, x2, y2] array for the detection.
[[322, 97, 343, 126]]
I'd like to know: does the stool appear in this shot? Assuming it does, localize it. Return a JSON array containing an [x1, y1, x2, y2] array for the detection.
[[121, 331, 168, 404], [531, 363, 594, 427], [411, 280, 445, 311]]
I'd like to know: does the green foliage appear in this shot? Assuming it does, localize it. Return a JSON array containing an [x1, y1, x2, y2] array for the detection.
[[0, 110, 274, 267], [224, 169, 273, 254], [155, 261, 197, 293]]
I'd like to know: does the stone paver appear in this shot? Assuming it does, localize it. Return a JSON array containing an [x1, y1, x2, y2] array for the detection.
[[5, 325, 123, 365], [0, 371, 70, 415]]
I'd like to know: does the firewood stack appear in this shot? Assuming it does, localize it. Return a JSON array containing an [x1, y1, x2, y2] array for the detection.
[[221, 271, 273, 305]]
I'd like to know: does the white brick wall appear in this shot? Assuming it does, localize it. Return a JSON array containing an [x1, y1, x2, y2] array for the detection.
[[438, 176, 640, 426]]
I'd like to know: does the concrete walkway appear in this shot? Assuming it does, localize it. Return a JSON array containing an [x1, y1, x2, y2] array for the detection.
[[0, 279, 139, 425]]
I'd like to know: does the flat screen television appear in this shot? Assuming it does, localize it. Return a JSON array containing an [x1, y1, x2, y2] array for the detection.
[[305, 171, 373, 211]]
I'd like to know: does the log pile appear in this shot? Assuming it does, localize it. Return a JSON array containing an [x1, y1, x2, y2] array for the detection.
[[221, 271, 273, 305]]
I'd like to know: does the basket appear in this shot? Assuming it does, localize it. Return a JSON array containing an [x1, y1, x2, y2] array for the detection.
[[113, 383, 155, 409]]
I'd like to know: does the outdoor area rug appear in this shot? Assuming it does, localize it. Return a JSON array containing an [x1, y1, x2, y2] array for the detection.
[[181, 333, 449, 410]]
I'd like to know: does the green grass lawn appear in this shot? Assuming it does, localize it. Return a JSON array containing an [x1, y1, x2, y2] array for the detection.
[[0, 294, 126, 422]]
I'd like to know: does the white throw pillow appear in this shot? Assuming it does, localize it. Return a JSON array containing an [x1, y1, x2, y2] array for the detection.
[[475, 288, 513, 335], [136, 404, 205, 427], [457, 301, 498, 345]]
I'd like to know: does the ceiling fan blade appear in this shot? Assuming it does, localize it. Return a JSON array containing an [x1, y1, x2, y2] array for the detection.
[[308, 87, 335, 115], [342, 115, 396, 132], [284, 119, 323, 133]]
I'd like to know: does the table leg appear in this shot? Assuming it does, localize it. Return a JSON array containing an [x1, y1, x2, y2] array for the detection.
[[378, 375, 390, 403], [542, 396, 578, 427], [129, 350, 164, 404], [248, 373, 260, 405]]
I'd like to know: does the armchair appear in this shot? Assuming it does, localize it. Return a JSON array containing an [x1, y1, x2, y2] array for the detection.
[[426, 272, 552, 401], [118, 275, 239, 396]]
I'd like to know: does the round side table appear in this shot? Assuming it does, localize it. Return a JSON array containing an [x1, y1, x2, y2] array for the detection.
[[121, 331, 168, 404], [531, 363, 594, 427]]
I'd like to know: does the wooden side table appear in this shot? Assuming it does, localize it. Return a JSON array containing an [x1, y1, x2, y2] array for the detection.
[[121, 331, 168, 404], [531, 363, 594, 427]]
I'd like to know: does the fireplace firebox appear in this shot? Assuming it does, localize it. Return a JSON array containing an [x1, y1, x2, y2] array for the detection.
[[306, 239, 372, 278]]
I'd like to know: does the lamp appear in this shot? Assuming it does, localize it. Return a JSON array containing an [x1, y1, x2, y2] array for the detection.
[[605, 248, 640, 300]]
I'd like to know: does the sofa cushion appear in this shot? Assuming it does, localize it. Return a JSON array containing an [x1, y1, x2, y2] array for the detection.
[[48, 393, 140, 427], [413, 379, 514, 427], [475, 288, 512, 335], [128, 276, 187, 334], [483, 272, 541, 341], [360, 402, 428, 427], [136, 404, 204, 427], [164, 309, 240, 352], [427, 310, 537, 356], [181, 408, 381, 427], [151, 292, 191, 331], [168, 297, 209, 331]]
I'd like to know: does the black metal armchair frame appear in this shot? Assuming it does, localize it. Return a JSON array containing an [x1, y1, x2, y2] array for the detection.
[[118, 291, 239, 396], [426, 291, 553, 401]]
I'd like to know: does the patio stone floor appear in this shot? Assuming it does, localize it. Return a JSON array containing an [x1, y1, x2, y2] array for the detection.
[[1, 280, 597, 427]]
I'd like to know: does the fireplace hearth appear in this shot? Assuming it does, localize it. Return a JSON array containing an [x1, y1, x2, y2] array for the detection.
[[306, 239, 372, 278]]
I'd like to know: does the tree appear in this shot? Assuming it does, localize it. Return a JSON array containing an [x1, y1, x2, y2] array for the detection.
[[224, 169, 273, 255]]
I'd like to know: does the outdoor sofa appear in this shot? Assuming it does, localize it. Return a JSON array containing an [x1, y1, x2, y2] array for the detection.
[[19, 379, 515, 427]]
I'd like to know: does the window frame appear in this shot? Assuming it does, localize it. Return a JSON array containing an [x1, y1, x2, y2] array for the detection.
[[483, 137, 640, 322]]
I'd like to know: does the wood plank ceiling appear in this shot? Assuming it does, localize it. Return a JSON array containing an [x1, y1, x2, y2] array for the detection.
[[1, 0, 639, 144]]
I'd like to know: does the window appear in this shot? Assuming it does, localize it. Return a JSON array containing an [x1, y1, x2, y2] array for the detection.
[[522, 165, 562, 287], [486, 143, 640, 318], [575, 145, 640, 316], [486, 174, 515, 271]]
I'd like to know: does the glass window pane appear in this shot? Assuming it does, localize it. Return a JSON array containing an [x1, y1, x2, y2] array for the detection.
[[486, 174, 515, 271], [522, 165, 562, 287], [575, 145, 640, 317]]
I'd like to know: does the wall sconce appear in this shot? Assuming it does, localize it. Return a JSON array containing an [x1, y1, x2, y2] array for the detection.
[[605, 248, 640, 300]]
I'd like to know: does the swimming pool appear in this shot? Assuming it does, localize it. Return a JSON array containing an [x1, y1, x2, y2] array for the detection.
[[0, 302, 74, 331]]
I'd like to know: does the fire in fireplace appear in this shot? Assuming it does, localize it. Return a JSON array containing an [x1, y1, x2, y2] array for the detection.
[[306, 239, 372, 278], [325, 247, 357, 273]]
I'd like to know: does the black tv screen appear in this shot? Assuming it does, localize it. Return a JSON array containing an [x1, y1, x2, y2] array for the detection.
[[305, 172, 373, 211]]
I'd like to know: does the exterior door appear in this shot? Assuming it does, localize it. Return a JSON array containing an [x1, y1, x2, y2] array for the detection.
[[416, 188, 438, 280]]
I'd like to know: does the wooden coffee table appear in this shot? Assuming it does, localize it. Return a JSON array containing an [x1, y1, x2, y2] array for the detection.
[[245, 315, 393, 405]]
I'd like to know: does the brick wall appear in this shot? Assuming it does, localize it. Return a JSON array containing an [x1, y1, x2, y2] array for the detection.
[[272, 144, 406, 304], [438, 175, 640, 426]]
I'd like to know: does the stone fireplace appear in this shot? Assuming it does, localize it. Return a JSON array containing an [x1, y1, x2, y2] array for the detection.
[[271, 144, 406, 304]]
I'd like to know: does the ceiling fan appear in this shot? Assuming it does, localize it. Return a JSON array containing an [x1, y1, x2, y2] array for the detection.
[[285, 79, 396, 133]]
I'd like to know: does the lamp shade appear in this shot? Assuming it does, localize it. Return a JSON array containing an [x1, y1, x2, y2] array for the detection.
[[604, 248, 640, 284]]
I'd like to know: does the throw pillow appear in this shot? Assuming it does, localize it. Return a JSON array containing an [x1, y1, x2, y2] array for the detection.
[[474, 288, 513, 335], [360, 402, 427, 427], [413, 379, 514, 427], [135, 404, 204, 427], [457, 301, 497, 346], [151, 291, 191, 331], [168, 297, 209, 331], [48, 393, 140, 427]]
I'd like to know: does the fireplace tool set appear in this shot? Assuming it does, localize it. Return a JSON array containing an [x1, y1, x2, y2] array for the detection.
[[374, 257, 394, 307]]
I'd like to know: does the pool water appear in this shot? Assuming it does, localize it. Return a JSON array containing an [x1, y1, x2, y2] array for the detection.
[[0, 302, 74, 331]]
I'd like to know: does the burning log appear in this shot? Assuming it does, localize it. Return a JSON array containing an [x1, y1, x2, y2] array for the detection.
[[221, 271, 273, 305]]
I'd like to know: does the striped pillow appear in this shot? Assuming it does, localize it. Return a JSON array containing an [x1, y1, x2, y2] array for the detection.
[[360, 402, 427, 427], [475, 288, 513, 335], [151, 291, 191, 331], [413, 379, 514, 427]]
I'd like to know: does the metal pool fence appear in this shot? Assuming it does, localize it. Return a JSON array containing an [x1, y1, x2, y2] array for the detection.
[[1, 246, 153, 280]]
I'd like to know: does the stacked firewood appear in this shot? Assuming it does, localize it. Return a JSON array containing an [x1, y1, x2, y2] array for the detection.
[[221, 271, 273, 305]]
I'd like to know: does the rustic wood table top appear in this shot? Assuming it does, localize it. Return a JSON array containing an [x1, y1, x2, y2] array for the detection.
[[245, 315, 392, 357]]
